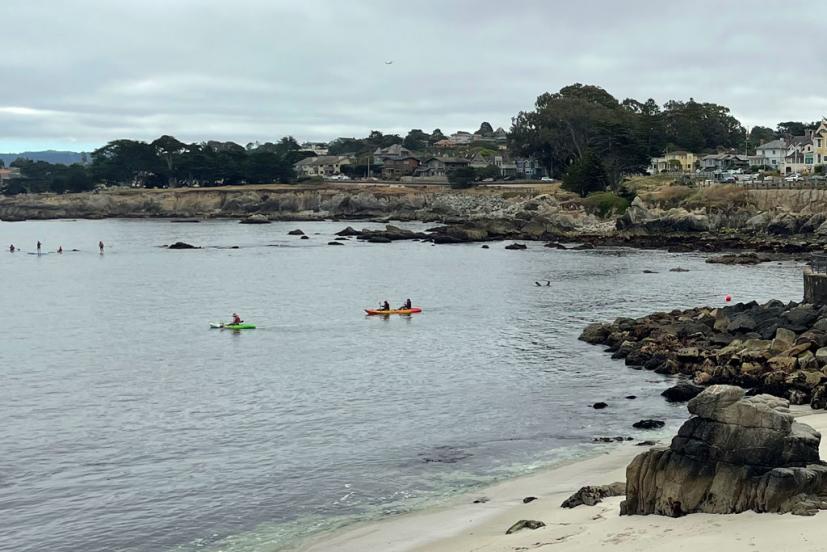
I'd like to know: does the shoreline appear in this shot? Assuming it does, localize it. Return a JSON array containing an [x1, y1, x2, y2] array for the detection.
[[299, 409, 827, 552]]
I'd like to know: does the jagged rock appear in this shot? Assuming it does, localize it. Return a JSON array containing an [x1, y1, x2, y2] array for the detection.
[[661, 382, 704, 402], [287, 229, 304, 235], [706, 253, 770, 265], [505, 519, 545, 534], [300, 235, 309, 240], [622, 385, 827, 517], [240, 214, 270, 224], [505, 242, 527, 250], [816, 347, 827, 366], [367, 236, 391, 243], [335, 226, 360, 236], [327, 241, 344, 246], [580, 323, 611, 344], [561, 482, 625, 508], [168, 241, 198, 249], [771, 327, 797, 353], [633, 419, 665, 429]]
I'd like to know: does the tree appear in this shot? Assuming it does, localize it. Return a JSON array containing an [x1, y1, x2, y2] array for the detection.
[[509, 83, 650, 187], [475, 164, 500, 180], [403, 129, 429, 151], [749, 126, 777, 148], [777, 121, 818, 137], [477, 122, 494, 136], [430, 128, 445, 143], [661, 99, 746, 152], [447, 166, 477, 189], [562, 150, 609, 197], [91, 140, 163, 186]]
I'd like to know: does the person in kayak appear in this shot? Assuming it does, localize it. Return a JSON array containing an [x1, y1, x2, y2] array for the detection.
[[380, 300, 390, 311], [231, 313, 243, 325], [404, 298, 412, 309], [9, 244, 14, 252]]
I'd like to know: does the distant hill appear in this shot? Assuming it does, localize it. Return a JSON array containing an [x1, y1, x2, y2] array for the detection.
[[0, 150, 88, 166]]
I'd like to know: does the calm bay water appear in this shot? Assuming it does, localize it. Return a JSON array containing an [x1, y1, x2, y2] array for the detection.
[[0, 219, 805, 552]]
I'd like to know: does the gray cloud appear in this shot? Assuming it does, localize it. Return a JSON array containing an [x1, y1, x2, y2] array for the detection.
[[1, 0, 825, 150]]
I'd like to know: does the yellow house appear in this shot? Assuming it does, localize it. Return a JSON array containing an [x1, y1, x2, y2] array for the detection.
[[649, 151, 698, 173], [813, 118, 827, 167]]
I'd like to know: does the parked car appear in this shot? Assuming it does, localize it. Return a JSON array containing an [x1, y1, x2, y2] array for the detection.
[[785, 173, 803, 182], [721, 176, 737, 183], [540, 176, 554, 182], [328, 174, 351, 181]]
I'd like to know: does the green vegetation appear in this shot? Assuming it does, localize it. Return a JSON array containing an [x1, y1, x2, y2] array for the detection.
[[447, 166, 477, 188], [561, 150, 609, 197], [510, 83, 749, 188], [582, 191, 629, 217]]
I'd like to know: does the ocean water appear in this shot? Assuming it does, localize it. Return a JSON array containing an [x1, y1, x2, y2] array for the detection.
[[0, 219, 805, 552]]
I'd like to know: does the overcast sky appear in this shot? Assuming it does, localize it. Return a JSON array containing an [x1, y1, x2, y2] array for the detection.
[[2, 0, 826, 152]]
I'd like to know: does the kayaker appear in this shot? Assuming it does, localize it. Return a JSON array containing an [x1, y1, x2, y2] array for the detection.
[[380, 300, 390, 311], [404, 298, 412, 309], [37, 240, 41, 253], [9, 244, 14, 252], [231, 313, 243, 324]]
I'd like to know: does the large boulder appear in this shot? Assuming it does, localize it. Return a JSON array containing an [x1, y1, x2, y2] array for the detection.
[[622, 385, 827, 517]]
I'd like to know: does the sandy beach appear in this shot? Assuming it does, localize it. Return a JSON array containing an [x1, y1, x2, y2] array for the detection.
[[300, 410, 827, 552]]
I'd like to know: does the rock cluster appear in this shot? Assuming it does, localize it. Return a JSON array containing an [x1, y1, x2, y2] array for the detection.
[[562, 482, 625, 508], [622, 385, 827, 516], [580, 300, 827, 409]]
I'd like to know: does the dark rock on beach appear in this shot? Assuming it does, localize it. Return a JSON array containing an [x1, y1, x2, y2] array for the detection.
[[505, 519, 546, 534], [561, 482, 625, 508], [633, 419, 665, 430], [622, 385, 827, 516], [287, 229, 305, 235], [661, 382, 704, 402], [327, 241, 344, 246]]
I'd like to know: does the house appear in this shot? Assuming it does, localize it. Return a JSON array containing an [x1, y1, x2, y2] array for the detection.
[[751, 139, 787, 168], [0, 167, 21, 184], [449, 131, 473, 146], [299, 142, 329, 156], [415, 157, 470, 178], [648, 151, 698, 173], [433, 139, 455, 149], [493, 127, 508, 143], [493, 155, 517, 177], [381, 155, 420, 179], [373, 143, 413, 161], [294, 155, 352, 177], [468, 151, 492, 169], [783, 133, 815, 175], [699, 153, 749, 175], [812, 118, 827, 167], [515, 158, 544, 178]]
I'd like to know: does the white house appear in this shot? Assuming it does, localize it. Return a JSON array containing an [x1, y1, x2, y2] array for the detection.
[[752, 139, 787, 168]]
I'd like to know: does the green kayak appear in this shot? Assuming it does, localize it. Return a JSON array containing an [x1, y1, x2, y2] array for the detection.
[[210, 322, 256, 330]]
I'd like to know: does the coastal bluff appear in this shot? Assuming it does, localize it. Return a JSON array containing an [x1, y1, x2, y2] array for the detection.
[[622, 385, 827, 516]]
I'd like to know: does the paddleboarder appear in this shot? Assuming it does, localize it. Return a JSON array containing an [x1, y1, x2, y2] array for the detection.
[[9, 244, 14, 252], [36, 240, 41, 254], [99, 241, 104, 254]]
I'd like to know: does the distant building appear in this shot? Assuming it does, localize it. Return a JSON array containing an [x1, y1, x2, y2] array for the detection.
[[783, 132, 815, 175], [812, 119, 827, 167], [699, 153, 749, 175], [373, 144, 413, 161], [515, 158, 543, 178], [449, 131, 473, 145], [294, 155, 352, 177], [415, 157, 470, 177], [299, 142, 329, 156], [648, 151, 698, 173], [751, 139, 787, 168], [381, 155, 420, 179], [433, 139, 455, 149]]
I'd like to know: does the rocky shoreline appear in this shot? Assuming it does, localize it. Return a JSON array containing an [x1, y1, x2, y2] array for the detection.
[[580, 299, 827, 410]]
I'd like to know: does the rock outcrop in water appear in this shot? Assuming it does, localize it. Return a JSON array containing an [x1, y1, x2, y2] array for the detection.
[[580, 300, 827, 410], [621, 385, 827, 516]]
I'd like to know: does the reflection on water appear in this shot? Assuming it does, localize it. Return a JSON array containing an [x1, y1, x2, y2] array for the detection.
[[0, 219, 804, 552]]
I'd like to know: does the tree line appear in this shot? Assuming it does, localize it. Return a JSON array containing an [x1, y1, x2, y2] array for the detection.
[[2, 136, 310, 195]]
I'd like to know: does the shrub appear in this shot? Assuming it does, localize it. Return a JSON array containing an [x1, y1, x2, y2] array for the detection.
[[448, 166, 477, 189], [561, 151, 609, 197], [582, 191, 630, 217]]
